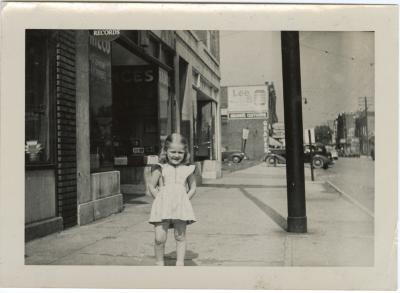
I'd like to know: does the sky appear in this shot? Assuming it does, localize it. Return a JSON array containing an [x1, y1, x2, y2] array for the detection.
[[219, 31, 374, 129]]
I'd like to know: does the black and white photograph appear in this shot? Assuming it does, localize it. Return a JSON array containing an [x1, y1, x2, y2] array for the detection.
[[24, 28, 375, 266], [0, 2, 397, 290]]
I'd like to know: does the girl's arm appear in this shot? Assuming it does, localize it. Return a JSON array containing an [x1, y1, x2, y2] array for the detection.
[[186, 173, 197, 200], [148, 167, 162, 199]]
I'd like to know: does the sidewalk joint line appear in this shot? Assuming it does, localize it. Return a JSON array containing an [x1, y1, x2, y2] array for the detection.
[[46, 219, 150, 265]]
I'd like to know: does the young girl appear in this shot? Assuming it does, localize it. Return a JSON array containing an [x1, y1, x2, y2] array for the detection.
[[148, 133, 197, 266]]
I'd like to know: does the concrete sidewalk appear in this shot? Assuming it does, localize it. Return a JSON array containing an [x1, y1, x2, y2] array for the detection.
[[25, 163, 374, 266]]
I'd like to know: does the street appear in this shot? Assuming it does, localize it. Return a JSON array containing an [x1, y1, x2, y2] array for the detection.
[[315, 157, 374, 214]]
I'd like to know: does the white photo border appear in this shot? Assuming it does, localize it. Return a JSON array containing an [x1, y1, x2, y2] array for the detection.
[[0, 3, 397, 290]]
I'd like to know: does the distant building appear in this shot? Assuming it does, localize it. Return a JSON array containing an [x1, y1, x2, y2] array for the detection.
[[335, 112, 359, 155], [355, 111, 375, 155], [335, 106, 375, 157], [220, 83, 278, 160]]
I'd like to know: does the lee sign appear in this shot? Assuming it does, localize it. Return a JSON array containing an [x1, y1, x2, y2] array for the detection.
[[227, 85, 269, 119]]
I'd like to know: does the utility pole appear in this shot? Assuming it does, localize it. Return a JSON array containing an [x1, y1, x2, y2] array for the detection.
[[308, 129, 315, 182], [265, 82, 270, 155], [281, 31, 307, 233], [364, 97, 369, 155]]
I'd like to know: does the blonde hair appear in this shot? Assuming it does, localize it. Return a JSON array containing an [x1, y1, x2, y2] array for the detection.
[[159, 133, 191, 165]]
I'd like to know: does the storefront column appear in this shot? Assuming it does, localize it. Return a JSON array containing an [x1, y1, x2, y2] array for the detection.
[[215, 91, 222, 161], [75, 31, 91, 225], [77, 32, 123, 225], [181, 63, 194, 158], [174, 54, 181, 133]]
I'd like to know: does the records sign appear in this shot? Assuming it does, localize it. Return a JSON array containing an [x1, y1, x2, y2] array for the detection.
[[90, 30, 120, 42]]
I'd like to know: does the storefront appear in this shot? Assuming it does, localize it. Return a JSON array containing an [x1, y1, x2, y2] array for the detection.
[[25, 30, 221, 240], [81, 30, 176, 218]]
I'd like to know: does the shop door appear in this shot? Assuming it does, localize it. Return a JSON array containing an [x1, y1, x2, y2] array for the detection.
[[195, 100, 213, 161], [112, 65, 159, 165]]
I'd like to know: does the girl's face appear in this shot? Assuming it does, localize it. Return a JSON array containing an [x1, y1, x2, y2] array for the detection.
[[166, 142, 186, 166]]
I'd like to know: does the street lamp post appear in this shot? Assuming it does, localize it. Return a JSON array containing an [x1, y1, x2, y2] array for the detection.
[[281, 31, 307, 233], [364, 97, 370, 155]]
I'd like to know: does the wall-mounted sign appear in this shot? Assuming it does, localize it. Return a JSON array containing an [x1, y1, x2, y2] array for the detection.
[[89, 34, 111, 55], [242, 128, 250, 140], [272, 123, 285, 130], [113, 67, 155, 84], [90, 30, 120, 41], [228, 112, 268, 120], [227, 85, 268, 120], [273, 129, 285, 136], [132, 147, 145, 154]]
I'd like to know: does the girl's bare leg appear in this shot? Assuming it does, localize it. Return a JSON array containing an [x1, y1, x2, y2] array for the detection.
[[154, 221, 169, 266], [174, 220, 187, 266]]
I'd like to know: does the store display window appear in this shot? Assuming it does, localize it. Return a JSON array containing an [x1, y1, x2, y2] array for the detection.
[[25, 30, 56, 166], [89, 34, 114, 172], [111, 39, 174, 167]]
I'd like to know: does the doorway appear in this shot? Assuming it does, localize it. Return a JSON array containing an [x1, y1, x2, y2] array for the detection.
[[195, 99, 216, 161]]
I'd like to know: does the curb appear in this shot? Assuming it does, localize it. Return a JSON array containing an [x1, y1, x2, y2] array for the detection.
[[307, 180, 325, 184], [326, 180, 374, 218]]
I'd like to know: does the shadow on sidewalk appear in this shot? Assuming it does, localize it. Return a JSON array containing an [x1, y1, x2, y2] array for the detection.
[[164, 250, 199, 266], [201, 183, 286, 189], [239, 188, 287, 231], [123, 193, 150, 205]]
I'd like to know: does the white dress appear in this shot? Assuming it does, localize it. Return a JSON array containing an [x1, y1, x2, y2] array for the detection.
[[149, 164, 196, 225]]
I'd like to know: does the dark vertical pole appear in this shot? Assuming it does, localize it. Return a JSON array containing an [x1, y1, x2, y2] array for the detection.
[[265, 82, 270, 155], [281, 31, 307, 233], [364, 97, 369, 155], [308, 129, 314, 181]]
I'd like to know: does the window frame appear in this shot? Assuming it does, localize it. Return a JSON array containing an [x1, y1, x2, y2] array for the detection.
[[25, 30, 57, 170]]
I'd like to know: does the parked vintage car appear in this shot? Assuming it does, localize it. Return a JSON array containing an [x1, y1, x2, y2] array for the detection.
[[326, 145, 339, 160], [222, 150, 247, 163], [263, 144, 333, 169]]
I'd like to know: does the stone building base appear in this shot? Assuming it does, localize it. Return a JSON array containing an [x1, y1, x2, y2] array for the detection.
[[25, 217, 63, 242], [78, 171, 123, 226]]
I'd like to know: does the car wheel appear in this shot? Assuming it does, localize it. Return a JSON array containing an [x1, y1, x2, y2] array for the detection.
[[266, 156, 276, 167], [232, 156, 242, 163], [312, 157, 324, 169]]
